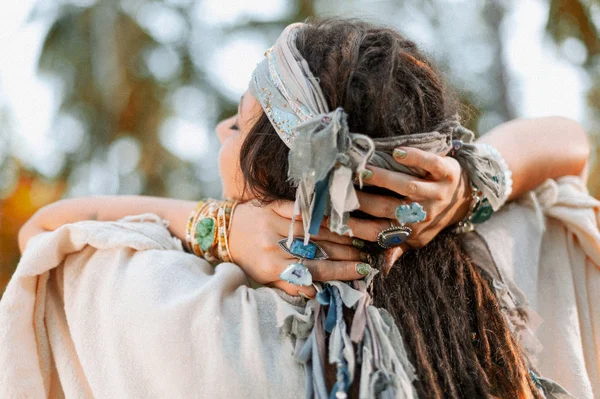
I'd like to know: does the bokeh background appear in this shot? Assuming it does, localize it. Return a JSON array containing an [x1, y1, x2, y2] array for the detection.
[[1, 0, 599, 296]]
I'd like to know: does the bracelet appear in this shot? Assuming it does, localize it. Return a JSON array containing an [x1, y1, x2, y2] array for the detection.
[[452, 182, 495, 234], [448, 140, 513, 212], [185, 199, 208, 253], [449, 139, 512, 234], [452, 183, 479, 234], [186, 198, 239, 264]]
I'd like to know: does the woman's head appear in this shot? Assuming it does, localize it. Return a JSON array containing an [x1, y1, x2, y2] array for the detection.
[[217, 18, 457, 201], [217, 18, 540, 398]]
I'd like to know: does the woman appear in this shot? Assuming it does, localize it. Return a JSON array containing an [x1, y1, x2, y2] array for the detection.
[[6, 18, 598, 398]]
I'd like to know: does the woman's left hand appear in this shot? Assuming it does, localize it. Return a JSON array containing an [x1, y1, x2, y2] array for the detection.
[[356, 147, 472, 250]]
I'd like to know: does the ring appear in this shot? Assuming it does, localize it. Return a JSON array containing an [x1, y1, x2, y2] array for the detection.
[[280, 261, 313, 286], [395, 202, 427, 225], [278, 237, 328, 260], [377, 225, 412, 249], [278, 237, 328, 286], [297, 291, 312, 300]]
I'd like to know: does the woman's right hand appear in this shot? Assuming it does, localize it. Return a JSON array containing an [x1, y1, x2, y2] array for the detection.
[[228, 200, 389, 297]]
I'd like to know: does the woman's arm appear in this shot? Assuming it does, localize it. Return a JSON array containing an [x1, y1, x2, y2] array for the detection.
[[477, 116, 590, 199], [18, 196, 196, 254], [353, 116, 592, 247], [17, 195, 369, 297]]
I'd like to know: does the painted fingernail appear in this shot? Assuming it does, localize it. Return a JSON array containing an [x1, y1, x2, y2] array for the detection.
[[393, 148, 407, 159], [359, 251, 369, 263], [360, 169, 373, 180], [356, 263, 372, 277], [352, 238, 365, 249], [298, 291, 311, 300]]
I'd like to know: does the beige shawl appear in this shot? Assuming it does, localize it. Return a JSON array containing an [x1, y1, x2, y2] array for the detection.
[[0, 176, 598, 398]]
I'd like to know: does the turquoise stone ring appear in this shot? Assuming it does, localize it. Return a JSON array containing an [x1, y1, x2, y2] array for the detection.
[[395, 202, 427, 225], [278, 237, 329, 286], [278, 238, 329, 260]]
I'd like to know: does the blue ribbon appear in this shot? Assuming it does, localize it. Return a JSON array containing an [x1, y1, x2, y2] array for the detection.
[[309, 173, 331, 235]]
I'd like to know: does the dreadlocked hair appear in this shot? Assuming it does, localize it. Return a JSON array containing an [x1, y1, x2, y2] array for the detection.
[[239, 17, 542, 398]]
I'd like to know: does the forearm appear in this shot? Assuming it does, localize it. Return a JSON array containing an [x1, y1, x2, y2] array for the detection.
[[19, 196, 197, 253], [477, 116, 590, 200]]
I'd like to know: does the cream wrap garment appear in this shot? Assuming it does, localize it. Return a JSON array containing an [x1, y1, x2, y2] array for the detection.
[[0, 176, 598, 398]]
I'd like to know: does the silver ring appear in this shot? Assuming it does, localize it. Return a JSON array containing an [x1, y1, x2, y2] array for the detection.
[[278, 237, 328, 260], [377, 225, 412, 249]]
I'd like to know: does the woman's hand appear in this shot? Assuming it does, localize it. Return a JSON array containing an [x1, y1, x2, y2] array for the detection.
[[356, 147, 472, 250], [17, 198, 99, 254], [18, 214, 49, 254], [228, 200, 391, 297]]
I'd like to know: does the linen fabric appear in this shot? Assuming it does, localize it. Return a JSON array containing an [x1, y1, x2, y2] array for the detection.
[[0, 177, 598, 398]]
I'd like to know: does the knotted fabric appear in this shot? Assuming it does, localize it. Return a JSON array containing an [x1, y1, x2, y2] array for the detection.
[[248, 23, 512, 246]]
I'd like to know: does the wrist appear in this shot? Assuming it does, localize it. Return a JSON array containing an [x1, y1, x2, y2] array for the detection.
[[449, 170, 473, 226]]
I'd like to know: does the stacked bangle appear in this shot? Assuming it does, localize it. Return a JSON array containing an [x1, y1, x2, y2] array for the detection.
[[185, 198, 238, 264]]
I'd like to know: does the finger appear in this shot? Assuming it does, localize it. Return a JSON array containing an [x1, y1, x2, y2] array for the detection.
[[273, 216, 354, 245], [304, 259, 370, 281], [361, 166, 438, 200], [345, 216, 395, 242], [269, 280, 317, 298], [356, 191, 404, 219], [392, 147, 449, 181], [269, 200, 296, 218], [316, 241, 361, 261], [382, 243, 409, 276]]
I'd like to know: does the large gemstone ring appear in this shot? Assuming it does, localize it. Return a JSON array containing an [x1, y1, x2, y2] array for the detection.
[[395, 202, 427, 225], [278, 237, 328, 286], [277, 237, 329, 260], [280, 262, 313, 286], [377, 225, 412, 249]]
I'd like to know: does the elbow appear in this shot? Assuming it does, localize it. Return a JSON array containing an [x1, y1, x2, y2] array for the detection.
[[552, 116, 590, 177]]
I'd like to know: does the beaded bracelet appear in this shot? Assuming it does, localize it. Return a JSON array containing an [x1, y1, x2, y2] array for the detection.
[[452, 183, 494, 234]]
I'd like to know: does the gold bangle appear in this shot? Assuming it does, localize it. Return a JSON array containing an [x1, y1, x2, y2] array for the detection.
[[219, 200, 237, 263], [189, 199, 219, 257], [186, 200, 207, 254], [187, 198, 239, 264]]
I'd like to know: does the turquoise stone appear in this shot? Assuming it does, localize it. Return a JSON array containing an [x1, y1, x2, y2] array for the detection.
[[195, 217, 216, 251], [289, 239, 317, 259], [395, 202, 427, 225], [280, 262, 313, 286], [277, 238, 328, 260], [470, 200, 494, 224]]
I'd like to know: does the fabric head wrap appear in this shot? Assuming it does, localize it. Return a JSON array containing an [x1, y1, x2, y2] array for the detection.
[[248, 22, 512, 246]]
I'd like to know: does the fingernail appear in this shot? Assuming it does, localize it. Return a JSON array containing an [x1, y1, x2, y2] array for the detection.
[[356, 262, 372, 276], [352, 238, 365, 249], [360, 169, 373, 180], [393, 148, 407, 160], [298, 291, 311, 300], [359, 251, 369, 263]]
